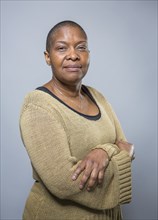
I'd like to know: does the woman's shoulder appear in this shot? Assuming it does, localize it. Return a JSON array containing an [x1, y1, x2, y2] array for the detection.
[[22, 89, 50, 105], [84, 85, 108, 103], [85, 85, 115, 114], [20, 88, 56, 115]]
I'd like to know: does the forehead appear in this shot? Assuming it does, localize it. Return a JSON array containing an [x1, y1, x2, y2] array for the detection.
[[51, 26, 87, 44]]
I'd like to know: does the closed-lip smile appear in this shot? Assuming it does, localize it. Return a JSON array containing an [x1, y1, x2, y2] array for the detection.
[[64, 64, 81, 68], [63, 64, 82, 72]]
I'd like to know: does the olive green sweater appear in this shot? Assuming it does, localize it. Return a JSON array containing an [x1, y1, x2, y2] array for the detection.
[[20, 86, 132, 220]]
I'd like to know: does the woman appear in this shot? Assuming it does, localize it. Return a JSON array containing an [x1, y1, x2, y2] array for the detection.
[[20, 20, 134, 220]]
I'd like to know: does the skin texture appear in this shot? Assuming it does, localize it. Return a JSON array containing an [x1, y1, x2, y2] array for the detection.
[[43, 25, 134, 191], [72, 148, 109, 191], [44, 26, 89, 86], [44, 26, 98, 116]]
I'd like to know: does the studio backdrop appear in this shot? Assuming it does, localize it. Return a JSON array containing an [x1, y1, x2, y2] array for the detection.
[[1, 1, 157, 220]]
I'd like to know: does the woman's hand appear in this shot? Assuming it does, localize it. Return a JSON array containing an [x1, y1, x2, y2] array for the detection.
[[72, 149, 109, 191], [116, 140, 135, 159]]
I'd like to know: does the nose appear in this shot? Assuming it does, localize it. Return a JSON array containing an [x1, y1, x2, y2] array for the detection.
[[66, 48, 79, 61]]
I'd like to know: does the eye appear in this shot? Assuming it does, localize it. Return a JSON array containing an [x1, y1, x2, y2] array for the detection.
[[77, 45, 88, 51], [56, 46, 67, 52]]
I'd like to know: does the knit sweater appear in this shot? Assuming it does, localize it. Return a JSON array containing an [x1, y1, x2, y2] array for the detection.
[[20, 86, 132, 220]]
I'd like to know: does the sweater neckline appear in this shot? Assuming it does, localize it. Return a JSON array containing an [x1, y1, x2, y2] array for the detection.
[[36, 85, 101, 121]]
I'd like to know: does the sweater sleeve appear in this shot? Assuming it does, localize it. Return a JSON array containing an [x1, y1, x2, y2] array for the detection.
[[20, 102, 132, 210], [92, 97, 136, 162], [90, 87, 135, 168]]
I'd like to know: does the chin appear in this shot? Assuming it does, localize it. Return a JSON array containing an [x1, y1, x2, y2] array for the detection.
[[65, 78, 83, 86], [63, 73, 87, 84]]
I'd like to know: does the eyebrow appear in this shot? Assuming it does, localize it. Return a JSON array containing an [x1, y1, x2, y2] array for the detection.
[[55, 40, 87, 44]]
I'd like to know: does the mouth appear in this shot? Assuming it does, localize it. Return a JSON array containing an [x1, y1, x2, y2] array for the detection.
[[63, 64, 82, 72]]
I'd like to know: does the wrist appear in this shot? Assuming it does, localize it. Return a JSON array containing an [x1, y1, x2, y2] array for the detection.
[[92, 143, 119, 160]]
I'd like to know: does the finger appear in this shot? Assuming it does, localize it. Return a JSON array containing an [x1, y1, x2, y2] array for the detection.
[[115, 140, 120, 145], [72, 161, 86, 181], [98, 170, 104, 185], [79, 160, 93, 190], [86, 167, 98, 191]]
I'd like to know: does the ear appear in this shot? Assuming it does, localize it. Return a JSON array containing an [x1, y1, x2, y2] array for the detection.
[[44, 51, 51, 66]]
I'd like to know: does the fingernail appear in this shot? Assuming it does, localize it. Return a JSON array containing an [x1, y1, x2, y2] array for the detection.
[[72, 175, 76, 180], [87, 187, 91, 191], [79, 184, 83, 189]]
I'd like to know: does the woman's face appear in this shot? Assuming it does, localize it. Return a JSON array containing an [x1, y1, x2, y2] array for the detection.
[[45, 26, 90, 85]]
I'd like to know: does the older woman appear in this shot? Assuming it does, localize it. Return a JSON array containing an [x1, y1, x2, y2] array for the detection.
[[20, 20, 134, 220]]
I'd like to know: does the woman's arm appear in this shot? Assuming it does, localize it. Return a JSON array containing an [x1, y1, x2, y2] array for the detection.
[[104, 101, 135, 159], [72, 89, 134, 197], [20, 103, 132, 210]]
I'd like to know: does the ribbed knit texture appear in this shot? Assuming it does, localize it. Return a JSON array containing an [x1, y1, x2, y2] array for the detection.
[[20, 86, 132, 220]]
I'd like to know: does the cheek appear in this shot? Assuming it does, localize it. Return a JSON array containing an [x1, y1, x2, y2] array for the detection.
[[51, 55, 63, 68], [82, 54, 90, 68]]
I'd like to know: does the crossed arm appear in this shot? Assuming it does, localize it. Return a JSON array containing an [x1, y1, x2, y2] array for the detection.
[[72, 140, 134, 192], [20, 101, 133, 209]]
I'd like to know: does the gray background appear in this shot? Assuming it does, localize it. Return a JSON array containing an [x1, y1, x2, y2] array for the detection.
[[1, 1, 157, 220]]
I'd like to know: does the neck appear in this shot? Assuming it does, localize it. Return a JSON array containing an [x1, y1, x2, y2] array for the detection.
[[51, 77, 82, 98]]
